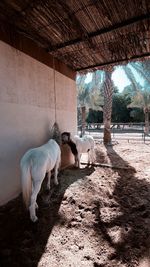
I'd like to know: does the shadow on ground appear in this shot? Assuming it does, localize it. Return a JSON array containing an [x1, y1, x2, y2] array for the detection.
[[0, 166, 95, 267], [94, 144, 150, 266]]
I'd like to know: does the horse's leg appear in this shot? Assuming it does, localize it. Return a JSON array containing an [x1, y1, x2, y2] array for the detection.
[[35, 202, 38, 209], [31, 182, 39, 209], [31, 182, 38, 209], [47, 171, 51, 190], [54, 157, 60, 185], [29, 179, 43, 222]]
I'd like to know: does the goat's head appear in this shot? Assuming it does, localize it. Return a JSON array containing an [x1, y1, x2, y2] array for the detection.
[[61, 132, 71, 144], [61, 132, 78, 156]]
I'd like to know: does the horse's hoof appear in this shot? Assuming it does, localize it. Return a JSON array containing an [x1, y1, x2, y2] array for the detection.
[[45, 188, 50, 194], [74, 164, 79, 168], [46, 185, 50, 191], [31, 216, 38, 223]]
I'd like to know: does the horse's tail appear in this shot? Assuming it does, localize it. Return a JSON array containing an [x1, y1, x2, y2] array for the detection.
[[20, 160, 32, 209]]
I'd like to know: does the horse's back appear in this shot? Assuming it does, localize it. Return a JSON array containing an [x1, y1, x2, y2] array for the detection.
[[20, 139, 61, 172], [47, 139, 61, 157]]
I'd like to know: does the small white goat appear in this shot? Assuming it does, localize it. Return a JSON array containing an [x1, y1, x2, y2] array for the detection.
[[20, 139, 61, 222], [61, 132, 95, 168]]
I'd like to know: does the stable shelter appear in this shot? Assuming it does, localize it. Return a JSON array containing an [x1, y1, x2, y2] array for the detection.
[[0, 0, 150, 204]]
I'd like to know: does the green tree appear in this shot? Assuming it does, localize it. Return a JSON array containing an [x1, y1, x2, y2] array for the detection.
[[86, 109, 103, 123], [130, 108, 144, 122], [112, 93, 131, 123], [77, 75, 89, 134], [77, 71, 104, 134], [122, 63, 150, 134]]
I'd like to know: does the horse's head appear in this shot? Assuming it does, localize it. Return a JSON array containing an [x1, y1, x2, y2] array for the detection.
[[61, 132, 71, 144]]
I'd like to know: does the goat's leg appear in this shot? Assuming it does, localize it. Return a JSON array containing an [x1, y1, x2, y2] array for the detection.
[[88, 149, 95, 165], [47, 171, 51, 191], [75, 154, 78, 167], [91, 148, 95, 164], [29, 179, 43, 222], [88, 150, 91, 165], [77, 153, 81, 168]]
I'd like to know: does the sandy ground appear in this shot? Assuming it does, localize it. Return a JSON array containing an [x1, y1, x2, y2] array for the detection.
[[0, 141, 150, 267]]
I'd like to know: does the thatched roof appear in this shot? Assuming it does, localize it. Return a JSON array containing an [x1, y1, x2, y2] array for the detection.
[[0, 0, 150, 72]]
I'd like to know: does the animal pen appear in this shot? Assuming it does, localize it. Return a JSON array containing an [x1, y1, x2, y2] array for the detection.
[[0, 1, 150, 267], [78, 123, 150, 143]]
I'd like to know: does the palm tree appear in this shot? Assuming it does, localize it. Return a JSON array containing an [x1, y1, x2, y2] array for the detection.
[[128, 90, 150, 134], [77, 70, 114, 143], [77, 71, 104, 135], [123, 62, 150, 134], [103, 71, 113, 144], [90, 70, 104, 111], [77, 84, 90, 135], [130, 61, 150, 84], [77, 75, 89, 135]]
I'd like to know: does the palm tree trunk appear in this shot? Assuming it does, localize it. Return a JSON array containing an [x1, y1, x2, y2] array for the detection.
[[144, 107, 149, 135], [103, 71, 113, 145], [81, 106, 86, 136]]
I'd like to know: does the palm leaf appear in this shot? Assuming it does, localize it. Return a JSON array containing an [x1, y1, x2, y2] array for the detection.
[[122, 65, 139, 92], [130, 62, 150, 84]]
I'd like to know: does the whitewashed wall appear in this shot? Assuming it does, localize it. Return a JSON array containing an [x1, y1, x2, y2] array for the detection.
[[0, 40, 77, 205]]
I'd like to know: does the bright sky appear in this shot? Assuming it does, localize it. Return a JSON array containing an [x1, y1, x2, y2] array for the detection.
[[85, 73, 92, 83], [84, 66, 145, 92], [112, 67, 131, 92], [84, 69, 130, 92]]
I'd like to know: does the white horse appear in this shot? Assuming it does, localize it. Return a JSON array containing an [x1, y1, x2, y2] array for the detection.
[[61, 132, 95, 168], [20, 139, 61, 222]]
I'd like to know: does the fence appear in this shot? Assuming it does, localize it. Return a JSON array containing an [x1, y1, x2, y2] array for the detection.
[[78, 123, 150, 143]]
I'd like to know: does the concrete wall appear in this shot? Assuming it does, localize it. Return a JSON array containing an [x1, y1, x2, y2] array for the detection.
[[0, 40, 77, 205]]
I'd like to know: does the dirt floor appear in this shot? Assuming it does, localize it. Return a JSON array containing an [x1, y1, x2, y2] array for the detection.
[[0, 140, 150, 267]]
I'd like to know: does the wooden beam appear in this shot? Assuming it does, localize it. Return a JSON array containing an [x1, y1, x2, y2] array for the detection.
[[81, 162, 135, 170], [76, 52, 150, 71], [58, 0, 87, 38], [47, 13, 150, 52]]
